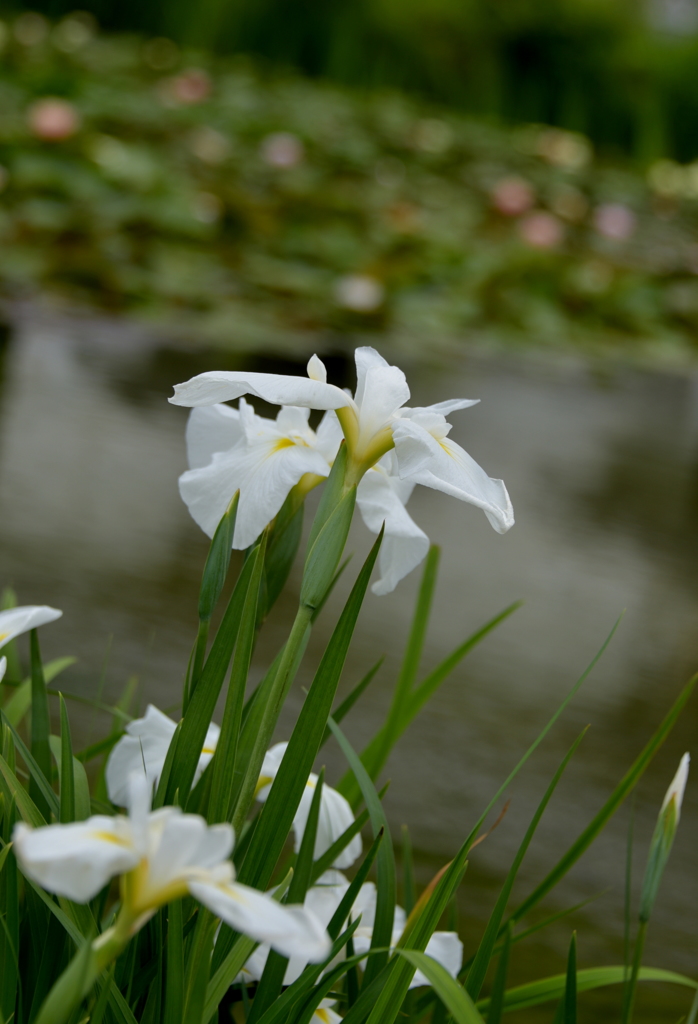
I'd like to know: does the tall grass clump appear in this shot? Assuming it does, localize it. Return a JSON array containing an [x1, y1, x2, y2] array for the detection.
[[0, 345, 695, 1024]]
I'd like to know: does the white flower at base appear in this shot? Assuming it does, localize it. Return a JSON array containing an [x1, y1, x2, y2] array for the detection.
[[0, 605, 62, 650], [170, 347, 513, 589], [13, 776, 330, 963], [238, 871, 462, 992], [179, 398, 343, 549], [349, 881, 463, 989], [256, 744, 362, 870], [105, 704, 220, 808], [312, 1000, 343, 1023]]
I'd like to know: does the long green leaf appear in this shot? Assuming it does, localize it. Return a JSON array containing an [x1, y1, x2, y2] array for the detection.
[[319, 657, 385, 749], [58, 695, 75, 823], [247, 770, 326, 1024], [4, 657, 76, 728], [475, 966, 697, 1014], [487, 924, 512, 1024], [164, 549, 258, 805], [328, 716, 395, 986], [30, 630, 52, 821], [238, 531, 382, 892], [508, 673, 696, 929], [1, 711, 58, 820], [465, 728, 588, 999], [338, 601, 521, 806], [349, 616, 622, 1024], [395, 950, 486, 1024], [208, 533, 266, 824]]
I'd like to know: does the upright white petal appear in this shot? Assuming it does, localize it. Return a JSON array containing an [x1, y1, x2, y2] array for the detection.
[[13, 818, 138, 901], [106, 705, 176, 807], [392, 418, 514, 534], [410, 932, 464, 989], [293, 777, 363, 869], [0, 606, 62, 650], [256, 745, 361, 868], [353, 348, 410, 453], [170, 370, 350, 410], [106, 706, 219, 808], [0, 656, 6, 683], [186, 404, 242, 469], [357, 457, 429, 595], [307, 354, 328, 383], [660, 753, 690, 822], [190, 879, 331, 961]]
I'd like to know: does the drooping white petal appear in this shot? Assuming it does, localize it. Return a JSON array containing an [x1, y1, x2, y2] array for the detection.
[[660, 753, 690, 822], [409, 932, 464, 989], [237, 870, 349, 986], [256, 742, 288, 800], [170, 370, 350, 411], [0, 605, 63, 650], [13, 818, 138, 902], [180, 429, 331, 549], [190, 879, 331, 961], [0, 656, 6, 683], [357, 458, 430, 595], [186, 404, 242, 470], [293, 778, 363, 869], [392, 419, 514, 534], [407, 398, 480, 418], [314, 410, 344, 464]]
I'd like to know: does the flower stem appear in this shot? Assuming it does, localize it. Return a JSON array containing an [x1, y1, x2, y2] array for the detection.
[[621, 918, 647, 1024]]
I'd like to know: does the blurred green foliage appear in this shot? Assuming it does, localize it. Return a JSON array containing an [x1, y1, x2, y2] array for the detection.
[[2, 16, 698, 361], [8, 0, 698, 161]]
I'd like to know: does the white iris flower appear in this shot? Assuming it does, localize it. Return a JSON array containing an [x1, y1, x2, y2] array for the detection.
[[238, 870, 462, 991], [256, 743, 363, 870], [0, 604, 62, 649], [13, 776, 331, 962], [105, 704, 220, 808], [170, 347, 513, 592]]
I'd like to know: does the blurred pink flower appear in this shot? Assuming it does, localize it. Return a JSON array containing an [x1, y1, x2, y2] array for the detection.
[[167, 68, 211, 105], [518, 211, 563, 249], [593, 203, 636, 241], [28, 98, 80, 141], [261, 132, 304, 168], [491, 177, 535, 217]]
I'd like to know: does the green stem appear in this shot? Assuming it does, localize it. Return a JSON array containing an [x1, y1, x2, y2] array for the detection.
[[622, 919, 647, 1024]]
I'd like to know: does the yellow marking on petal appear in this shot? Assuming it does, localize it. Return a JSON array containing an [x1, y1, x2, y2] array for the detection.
[[201, 747, 216, 755], [92, 830, 131, 847], [305, 778, 316, 789], [0, 632, 9, 643], [254, 775, 274, 797], [272, 437, 297, 452], [316, 1011, 331, 1023]]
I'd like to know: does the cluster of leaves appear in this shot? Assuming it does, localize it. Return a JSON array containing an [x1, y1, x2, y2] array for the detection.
[[0, 448, 697, 1022], [3, 16, 698, 361]]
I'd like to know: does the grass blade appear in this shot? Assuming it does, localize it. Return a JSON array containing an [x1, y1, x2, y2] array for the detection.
[[487, 924, 512, 1024], [475, 966, 697, 1014], [508, 673, 696, 929], [58, 694, 75, 824], [29, 630, 52, 821], [465, 728, 588, 999], [394, 950, 486, 1024], [327, 716, 396, 987]]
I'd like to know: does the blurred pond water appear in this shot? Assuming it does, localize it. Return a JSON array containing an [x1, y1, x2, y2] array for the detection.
[[0, 305, 696, 1021]]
